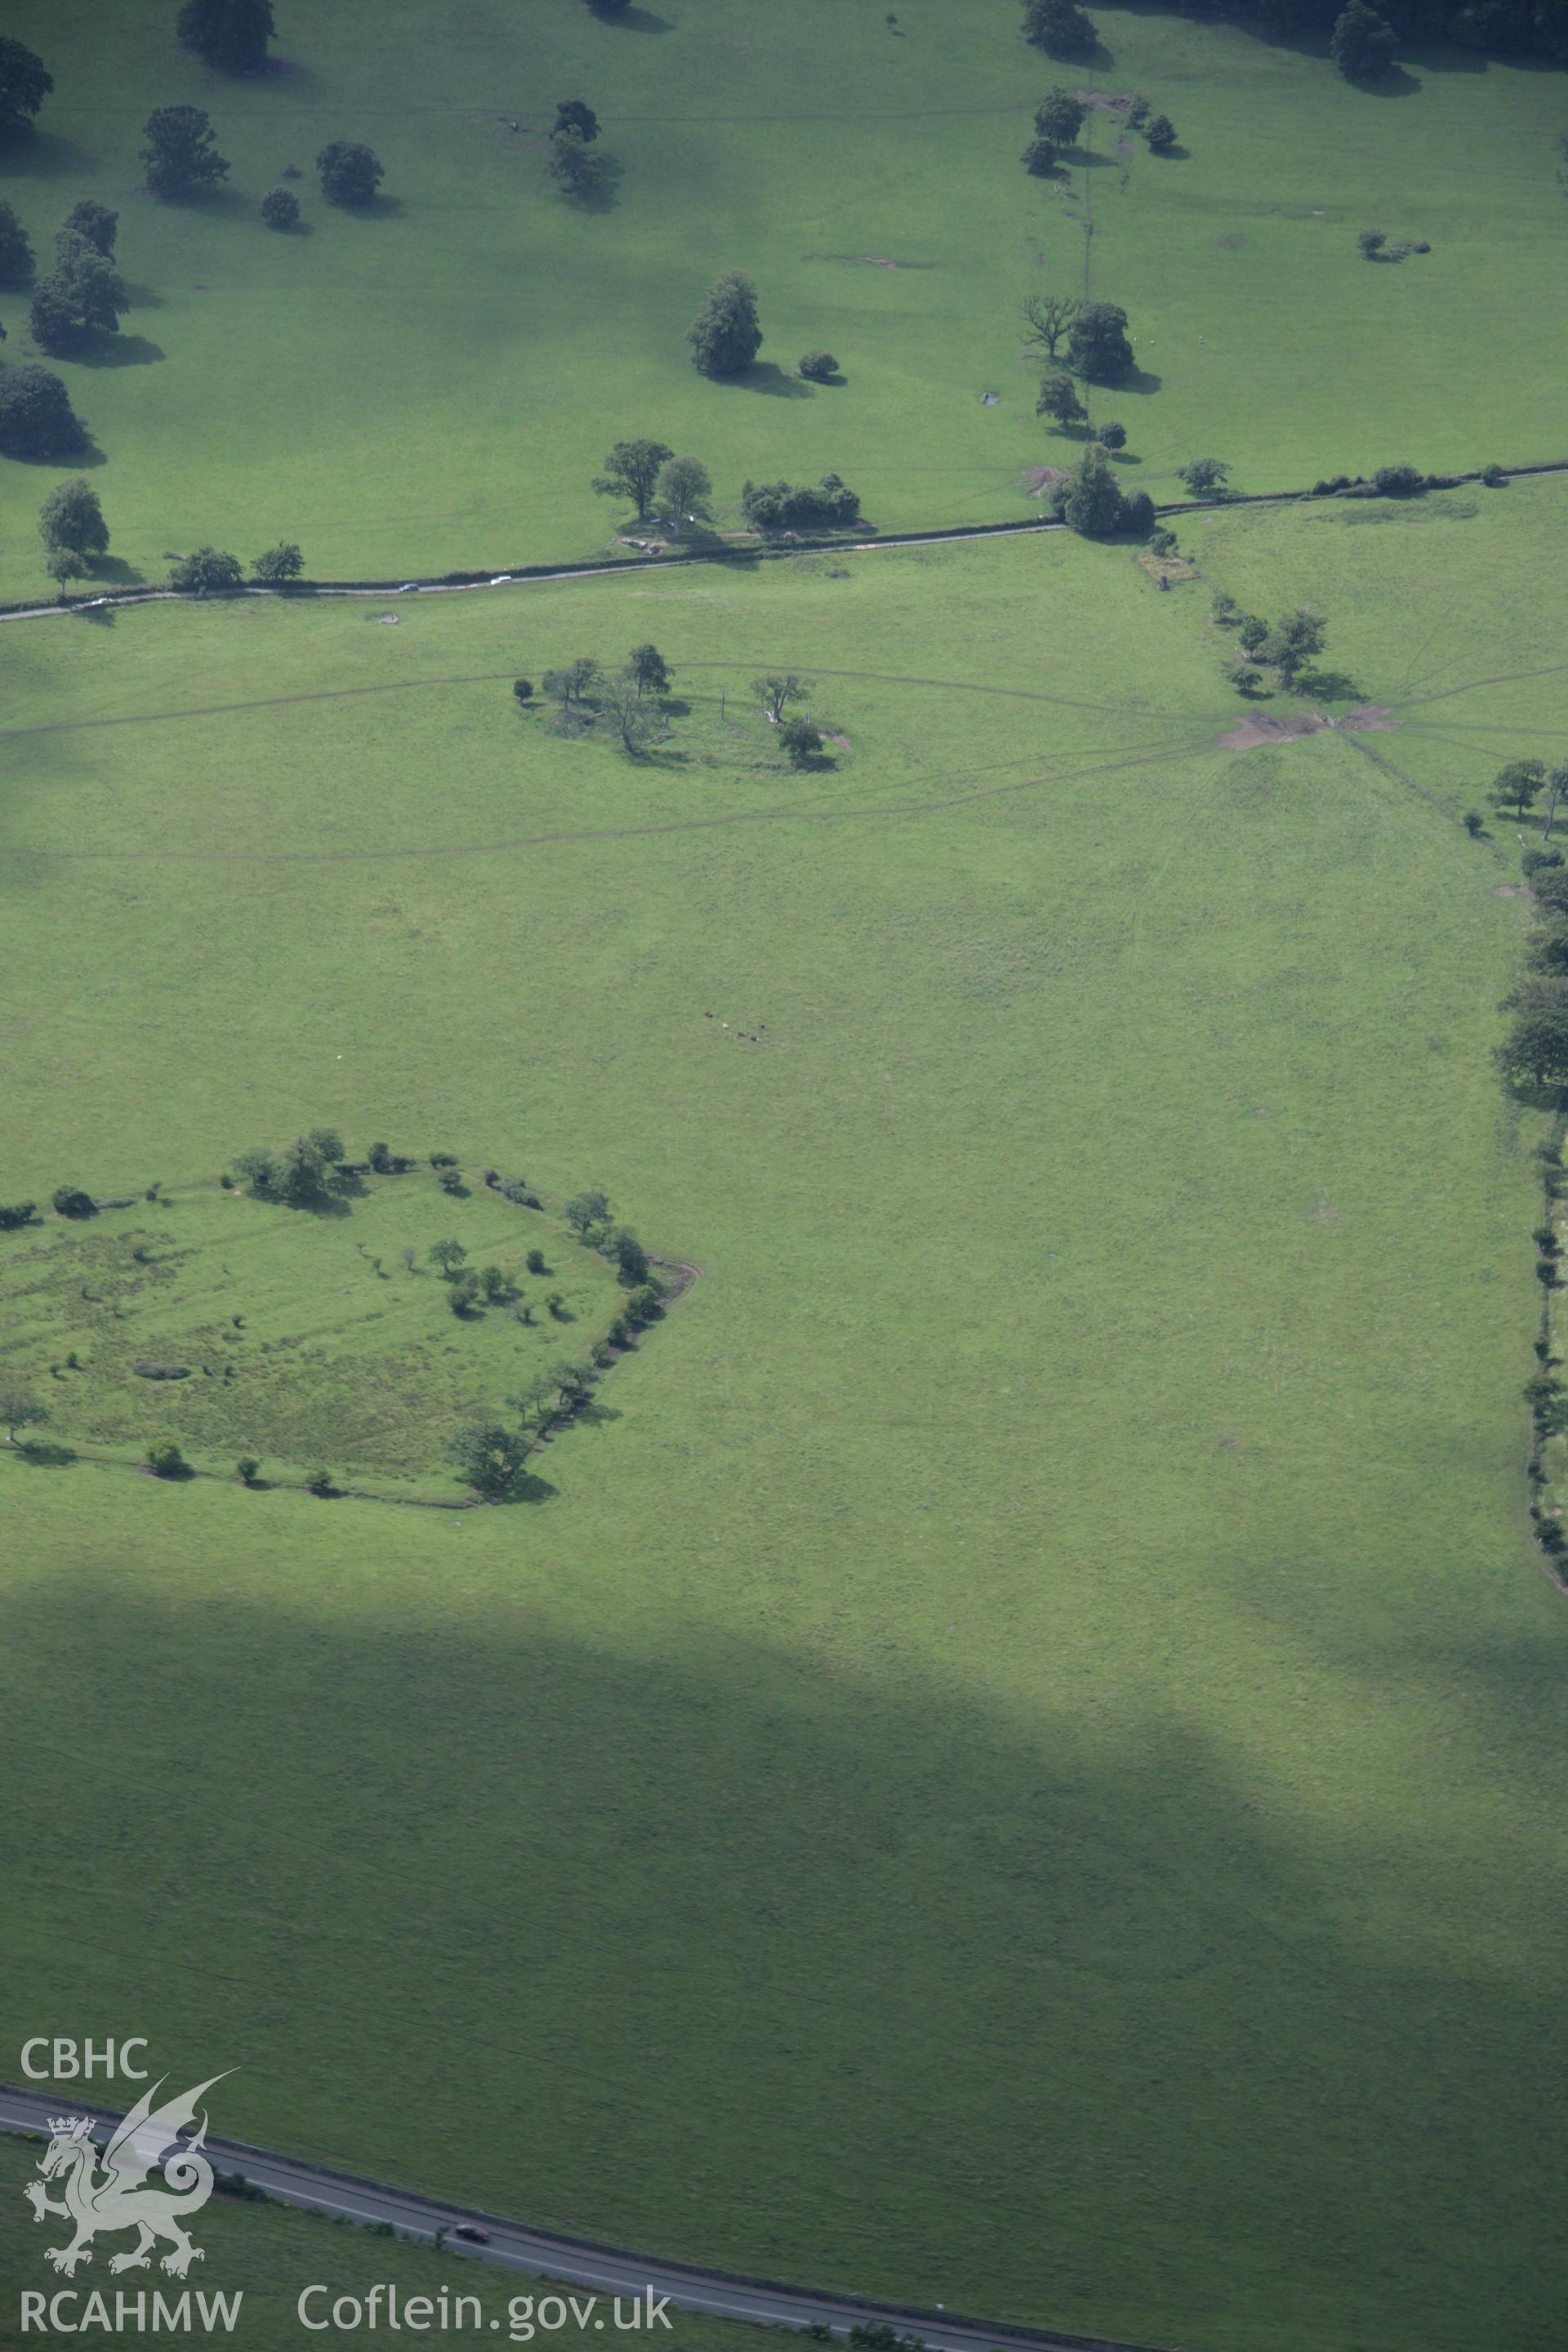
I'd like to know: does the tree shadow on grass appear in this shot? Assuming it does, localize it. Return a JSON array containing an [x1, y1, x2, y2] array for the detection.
[[16, 1440, 78, 1468], [0, 129, 96, 181], [728, 361, 813, 401], [1347, 63, 1423, 97], [75, 333, 164, 368], [13, 1572, 1561, 2350], [92, 556, 147, 586], [591, 2, 672, 25]]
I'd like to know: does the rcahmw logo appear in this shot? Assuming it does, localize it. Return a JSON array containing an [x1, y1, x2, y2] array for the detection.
[[18, 2061, 244, 2332]]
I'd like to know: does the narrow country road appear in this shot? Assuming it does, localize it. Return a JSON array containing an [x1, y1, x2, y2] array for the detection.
[[0, 2087, 1149, 2352]]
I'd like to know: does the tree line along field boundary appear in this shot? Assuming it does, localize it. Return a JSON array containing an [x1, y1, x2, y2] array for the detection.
[[2, 460, 1567, 626]]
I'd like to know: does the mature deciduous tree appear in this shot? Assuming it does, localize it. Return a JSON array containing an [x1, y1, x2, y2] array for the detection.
[[657, 452, 712, 528], [779, 715, 825, 769], [1021, 136, 1058, 176], [63, 200, 118, 256], [1021, 0, 1097, 60], [555, 100, 599, 142], [798, 349, 838, 381], [30, 233, 126, 350], [1066, 299, 1134, 382], [598, 676, 668, 755], [252, 541, 303, 582], [1035, 369, 1086, 430], [593, 438, 673, 521], [548, 126, 607, 194], [0, 38, 52, 140], [261, 186, 300, 229], [0, 364, 86, 459], [1020, 292, 1080, 362], [176, 0, 275, 73], [688, 270, 762, 376], [446, 1419, 531, 1499], [317, 140, 384, 205], [1493, 760, 1547, 821], [1262, 607, 1327, 691], [752, 673, 811, 724], [39, 476, 108, 563], [627, 643, 670, 697], [1176, 457, 1229, 497], [1061, 443, 1125, 535], [1330, 2, 1396, 78], [0, 199, 33, 286], [0, 1387, 47, 1444], [170, 546, 244, 594], [1143, 112, 1177, 150], [142, 105, 230, 199], [1034, 87, 1086, 145]]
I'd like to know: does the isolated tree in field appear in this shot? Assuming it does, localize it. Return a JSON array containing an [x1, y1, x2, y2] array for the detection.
[[688, 270, 762, 376], [1176, 457, 1229, 497], [1234, 613, 1268, 655], [143, 105, 229, 199], [236, 1455, 261, 1484], [30, 235, 127, 350], [752, 672, 810, 724], [252, 541, 303, 583], [39, 477, 108, 564], [1230, 666, 1262, 697], [448, 1268, 482, 1314], [63, 200, 118, 257], [1020, 292, 1080, 363], [1066, 300, 1134, 382], [1143, 113, 1177, 151], [1098, 419, 1126, 450], [447, 1419, 531, 1499], [318, 140, 384, 205], [1330, 2, 1396, 79], [170, 546, 243, 594], [548, 126, 608, 194], [798, 350, 838, 381], [512, 678, 533, 706], [627, 643, 670, 697], [555, 100, 599, 143], [1356, 228, 1386, 259], [657, 453, 712, 528], [428, 1238, 468, 1276], [1022, 0, 1097, 60], [1021, 136, 1058, 176], [177, 0, 275, 73], [0, 366, 87, 460], [599, 676, 668, 755], [1494, 759, 1547, 821], [1035, 370, 1086, 431], [47, 548, 86, 593], [1034, 87, 1085, 146], [779, 715, 825, 769], [146, 1439, 189, 1478], [0, 1387, 47, 1445], [593, 439, 673, 522], [0, 38, 53, 140], [562, 1189, 611, 1238], [232, 1147, 279, 1193], [1262, 607, 1327, 692], [0, 200, 33, 285], [261, 186, 300, 229]]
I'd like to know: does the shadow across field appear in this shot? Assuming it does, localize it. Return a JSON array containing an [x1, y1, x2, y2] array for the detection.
[[0, 1567, 1561, 2349]]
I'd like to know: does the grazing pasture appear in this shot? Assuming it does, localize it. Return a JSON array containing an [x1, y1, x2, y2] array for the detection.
[[2, 510, 1566, 2351], [0, 1, 1564, 599]]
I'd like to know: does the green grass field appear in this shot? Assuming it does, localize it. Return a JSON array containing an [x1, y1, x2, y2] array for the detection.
[[0, 2138, 774, 2352], [3, 480, 1567, 2351], [0, 1166, 639, 1494], [0, 0, 1566, 602]]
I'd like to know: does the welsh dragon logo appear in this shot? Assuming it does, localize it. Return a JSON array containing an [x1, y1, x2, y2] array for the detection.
[[24, 2074, 230, 2278]]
